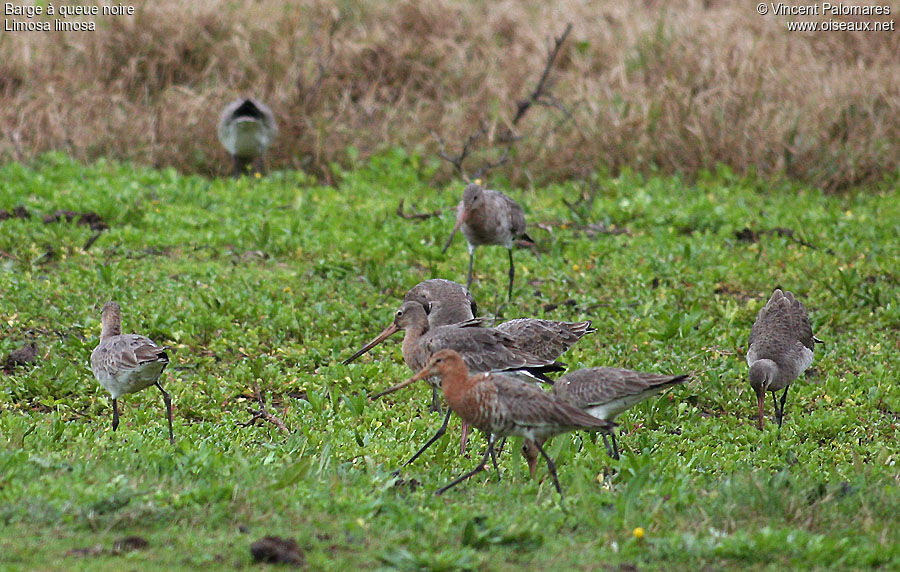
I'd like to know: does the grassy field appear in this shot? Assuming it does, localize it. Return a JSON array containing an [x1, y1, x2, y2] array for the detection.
[[1, 152, 899, 570]]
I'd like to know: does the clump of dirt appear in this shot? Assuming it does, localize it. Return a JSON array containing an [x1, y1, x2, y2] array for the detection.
[[112, 536, 149, 553], [3, 342, 38, 374], [42, 210, 108, 231], [0, 206, 30, 220], [250, 536, 304, 566]]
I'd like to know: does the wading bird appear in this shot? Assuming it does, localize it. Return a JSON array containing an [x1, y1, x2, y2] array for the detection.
[[375, 350, 615, 497], [747, 289, 821, 431], [522, 367, 689, 476], [218, 98, 278, 177], [442, 183, 534, 300], [90, 301, 174, 443]]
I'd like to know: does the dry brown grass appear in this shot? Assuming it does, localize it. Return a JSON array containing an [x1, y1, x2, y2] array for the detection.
[[1, 0, 898, 189]]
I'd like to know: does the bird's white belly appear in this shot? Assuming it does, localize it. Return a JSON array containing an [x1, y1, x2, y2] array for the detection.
[[98, 364, 165, 399], [584, 394, 650, 420]]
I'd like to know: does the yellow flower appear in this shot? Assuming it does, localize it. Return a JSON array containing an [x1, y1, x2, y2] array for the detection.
[[573, 264, 580, 272], [633, 527, 645, 540]]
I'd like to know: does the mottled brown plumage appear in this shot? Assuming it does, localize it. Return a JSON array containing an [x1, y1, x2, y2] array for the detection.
[[90, 301, 174, 443], [345, 302, 561, 382], [349, 284, 595, 464], [748, 289, 819, 430], [494, 319, 595, 362], [522, 367, 689, 475], [442, 183, 533, 300], [380, 350, 615, 496]]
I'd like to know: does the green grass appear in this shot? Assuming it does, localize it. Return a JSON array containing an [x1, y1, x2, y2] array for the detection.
[[1, 151, 899, 570]]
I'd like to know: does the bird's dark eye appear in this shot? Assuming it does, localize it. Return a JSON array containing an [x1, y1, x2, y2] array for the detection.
[[425, 302, 432, 314], [396, 310, 403, 318]]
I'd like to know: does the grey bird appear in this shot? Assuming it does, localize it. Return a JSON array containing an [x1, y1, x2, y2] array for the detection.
[[747, 289, 821, 430], [442, 183, 534, 300], [90, 301, 174, 443], [402, 279, 478, 329], [522, 367, 689, 475], [218, 98, 278, 177]]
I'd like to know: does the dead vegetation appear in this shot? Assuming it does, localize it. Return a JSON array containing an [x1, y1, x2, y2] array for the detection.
[[1, 0, 898, 190]]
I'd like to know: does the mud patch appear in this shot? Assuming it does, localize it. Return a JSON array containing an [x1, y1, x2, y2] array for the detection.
[[250, 536, 304, 566], [42, 210, 108, 231], [3, 342, 38, 374]]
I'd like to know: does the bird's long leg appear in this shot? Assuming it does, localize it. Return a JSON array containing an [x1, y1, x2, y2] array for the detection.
[[436, 438, 492, 495], [232, 156, 248, 178], [602, 430, 620, 460], [394, 409, 453, 475], [776, 386, 789, 428], [771, 391, 780, 427], [506, 247, 515, 301], [466, 244, 476, 289], [534, 439, 563, 496], [111, 397, 119, 431], [430, 387, 442, 413], [156, 382, 175, 444], [490, 435, 503, 481]]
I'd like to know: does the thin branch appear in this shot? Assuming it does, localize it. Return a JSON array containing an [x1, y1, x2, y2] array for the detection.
[[239, 380, 289, 434], [430, 23, 573, 181], [511, 23, 573, 127], [396, 199, 443, 221], [431, 126, 489, 180], [470, 146, 511, 181], [83, 230, 103, 251]]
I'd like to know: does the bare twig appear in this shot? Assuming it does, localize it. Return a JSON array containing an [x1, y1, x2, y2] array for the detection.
[[471, 146, 511, 181], [396, 199, 443, 220], [430, 126, 489, 180], [239, 380, 289, 434], [83, 231, 103, 251], [430, 23, 574, 181], [511, 23, 573, 127]]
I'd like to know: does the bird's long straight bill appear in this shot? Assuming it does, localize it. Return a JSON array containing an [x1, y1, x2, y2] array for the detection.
[[441, 209, 467, 253], [756, 390, 766, 430], [370, 368, 431, 400], [342, 323, 400, 365]]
